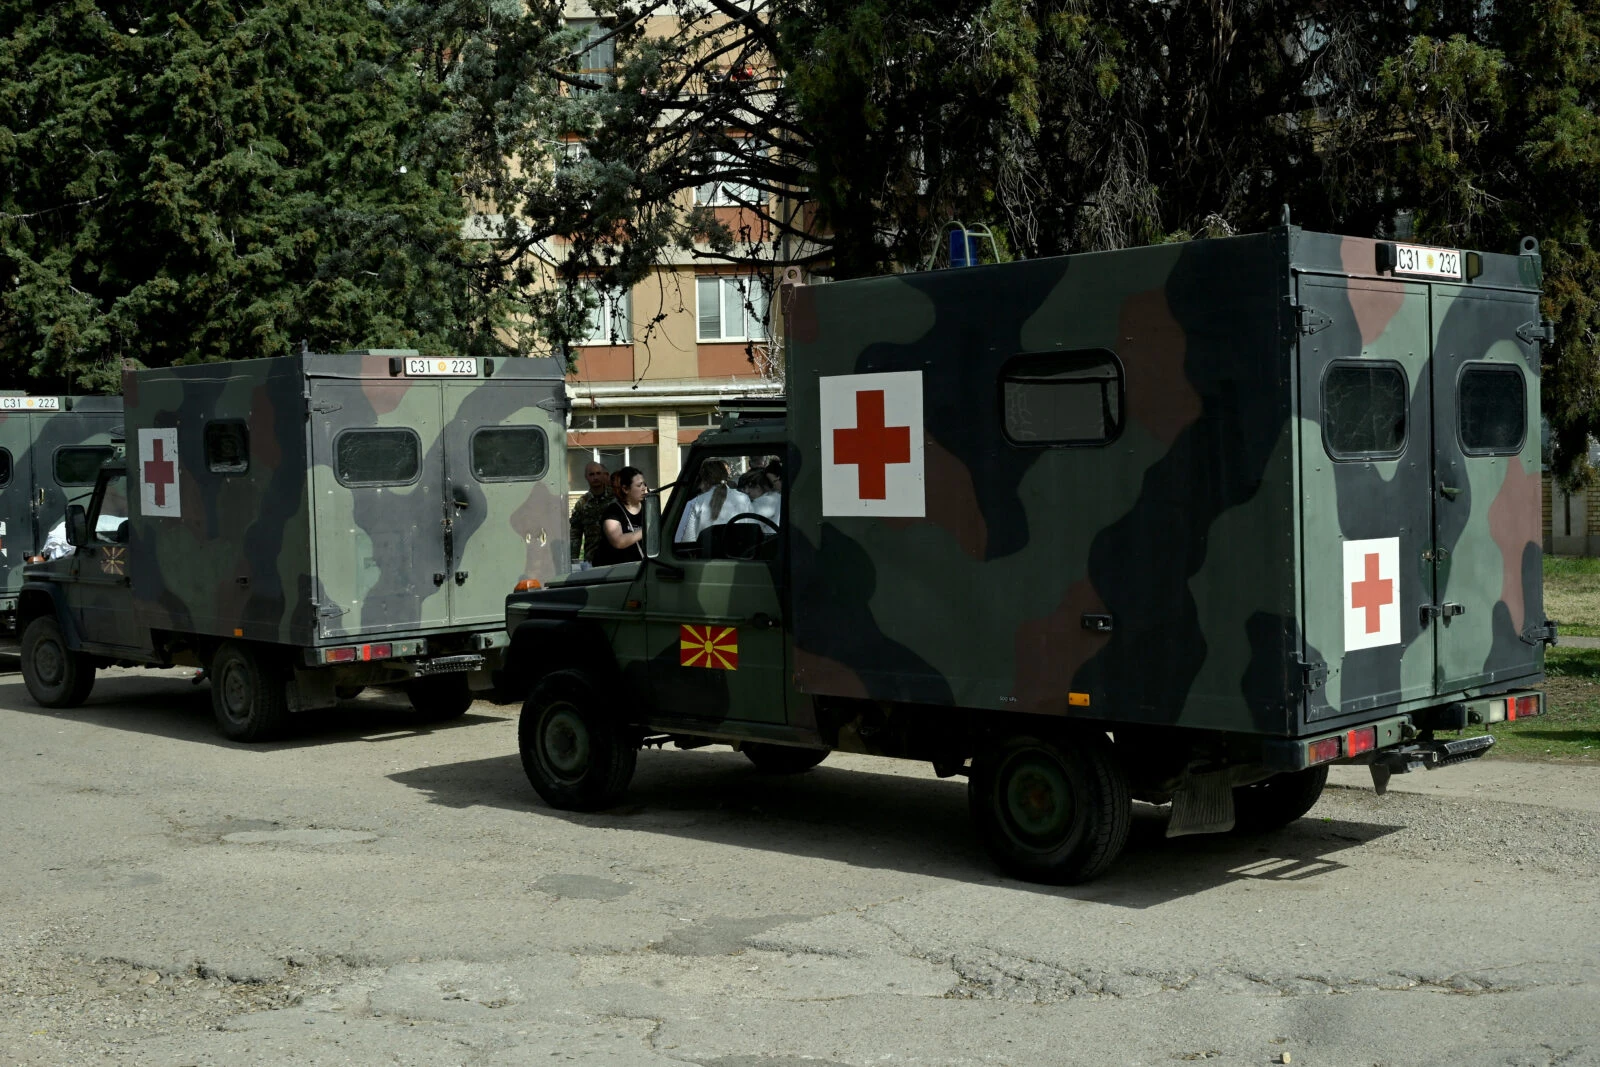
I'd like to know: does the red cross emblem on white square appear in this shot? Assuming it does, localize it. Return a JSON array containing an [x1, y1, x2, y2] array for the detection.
[[138, 428, 181, 518], [1342, 536, 1400, 650], [819, 371, 925, 517]]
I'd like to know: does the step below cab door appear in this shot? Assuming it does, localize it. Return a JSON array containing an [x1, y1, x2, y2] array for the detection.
[[1429, 285, 1544, 691]]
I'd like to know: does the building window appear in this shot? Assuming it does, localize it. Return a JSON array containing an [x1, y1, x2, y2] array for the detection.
[[576, 285, 631, 346], [1323, 362, 1408, 460], [570, 412, 655, 430], [334, 429, 421, 487], [565, 19, 616, 96], [55, 445, 114, 486], [204, 421, 250, 474], [678, 411, 717, 428], [568, 445, 658, 495], [471, 427, 549, 481], [1458, 363, 1526, 455], [695, 151, 758, 207], [1000, 351, 1123, 446], [697, 276, 769, 342]]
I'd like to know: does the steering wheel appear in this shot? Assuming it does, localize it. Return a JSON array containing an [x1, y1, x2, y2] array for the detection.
[[727, 512, 780, 533]]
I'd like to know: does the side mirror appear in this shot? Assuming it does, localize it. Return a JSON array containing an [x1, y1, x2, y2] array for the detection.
[[644, 494, 661, 559], [65, 504, 89, 548]]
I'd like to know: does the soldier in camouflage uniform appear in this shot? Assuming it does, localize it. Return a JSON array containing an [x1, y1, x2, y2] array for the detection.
[[502, 226, 1552, 885], [568, 460, 612, 564]]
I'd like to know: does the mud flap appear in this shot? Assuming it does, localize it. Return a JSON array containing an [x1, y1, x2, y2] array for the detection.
[[1166, 771, 1236, 837], [287, 668, 339, 713]]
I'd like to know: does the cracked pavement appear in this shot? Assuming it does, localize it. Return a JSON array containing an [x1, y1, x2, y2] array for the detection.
[[1, 667, 1597, 1066]]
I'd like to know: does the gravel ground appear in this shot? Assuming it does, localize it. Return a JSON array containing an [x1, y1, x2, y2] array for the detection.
[[1, 666, 1597, 1066]]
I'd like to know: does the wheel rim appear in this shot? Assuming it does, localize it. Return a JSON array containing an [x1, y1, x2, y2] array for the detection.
[[33, 638, 64, 687], [999, 751, 1076, 848], [219, 660, 254, 725], [541, 704, 591, 782]]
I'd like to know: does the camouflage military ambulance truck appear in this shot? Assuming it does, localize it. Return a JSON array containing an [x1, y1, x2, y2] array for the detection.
[[17, 352, 568, 741], [0, 395, 124, 638], [501, 226, 1553, 884]]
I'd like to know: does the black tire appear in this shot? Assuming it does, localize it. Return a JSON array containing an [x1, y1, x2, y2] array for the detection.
[[20, 616, 96, 708], [518, 669, 636, 811], [407, 674, 474, 721], [1232, 765, 1329, 833], [743, 742, 828, 774], [968, 732, 1131, 885], [210, 642, 290, 742]]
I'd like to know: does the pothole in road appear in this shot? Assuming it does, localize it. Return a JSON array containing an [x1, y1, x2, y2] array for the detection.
[[220, 829, 379, 846]]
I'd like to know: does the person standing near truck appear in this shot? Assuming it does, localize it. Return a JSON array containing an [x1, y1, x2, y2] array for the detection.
[[594, 466, 648, 566], [568, 461, 612, 565]]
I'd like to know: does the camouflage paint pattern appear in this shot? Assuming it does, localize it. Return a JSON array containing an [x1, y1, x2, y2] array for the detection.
[[0, 396, 123, 627], [506, 227, 1544, 745], [105, 353, 567, 651]]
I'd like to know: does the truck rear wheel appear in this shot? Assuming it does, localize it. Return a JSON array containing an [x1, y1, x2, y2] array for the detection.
[[743, 743, 828, 774], [407, 673, 474, 721], [518, 669, 636, 811], [1232, 766, 1329, 833], [969, 732, 1131, 885], [210, 642, 290, 743], [21, 616, 96, 708]]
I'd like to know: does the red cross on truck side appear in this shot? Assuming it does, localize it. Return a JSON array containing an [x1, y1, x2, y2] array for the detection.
[[832, 389, 912, 500], [1350, 552, 1393, 634], [144, 437, 176, 507]]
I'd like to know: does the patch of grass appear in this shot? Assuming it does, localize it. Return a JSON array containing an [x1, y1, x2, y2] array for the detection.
[[1466, 647, 1600, 762], [1543, 555, 1600, 635]]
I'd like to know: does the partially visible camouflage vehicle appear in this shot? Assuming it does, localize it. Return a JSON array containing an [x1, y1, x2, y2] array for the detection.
[[502, 225, 1552, 883], [18, 352, 567, 740], [0, 394, 124, 637]]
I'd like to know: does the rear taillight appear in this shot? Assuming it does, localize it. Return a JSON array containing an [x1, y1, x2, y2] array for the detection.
[[1306, 737, 1341, 765], [514, 578, 542, 592], [1510, 694, 1541, 720], [1345, 726, 1377, 756], [324, 647, 357, 663]]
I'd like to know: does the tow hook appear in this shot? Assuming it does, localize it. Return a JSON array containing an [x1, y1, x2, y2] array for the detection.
[[1368, 734, 1494, 794]]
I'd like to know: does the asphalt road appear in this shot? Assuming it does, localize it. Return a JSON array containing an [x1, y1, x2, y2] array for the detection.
[[1, 664, 1597, 1067]]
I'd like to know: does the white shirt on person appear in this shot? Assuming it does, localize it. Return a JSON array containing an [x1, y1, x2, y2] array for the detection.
[[675, 486, 754, 544]]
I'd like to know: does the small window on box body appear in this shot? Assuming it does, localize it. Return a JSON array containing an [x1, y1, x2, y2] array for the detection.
[[471, 427, 548, 481], [1322, 362, 1408, 460], [205, 421, 250, 473], [55, 445, 115, 486], [1001, 351, 1123, 446], [1458, 363, 1526, 455], [334, 429, 421, 486]]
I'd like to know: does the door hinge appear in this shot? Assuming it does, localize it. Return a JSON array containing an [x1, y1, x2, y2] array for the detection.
[[309, 399, 343, 415], [1296, 659, 1328, 693], [1296, 305, 1333, 336], [1516, 320, 1555, 347], [316, 602, 346, 619], [1521, 621, 1559, 647]]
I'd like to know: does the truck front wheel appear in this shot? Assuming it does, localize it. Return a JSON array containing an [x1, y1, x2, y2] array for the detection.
[[210, 642, 290, 743], [969, 732, 1131, 885], [21, 616, 96, 708], [1232, 766, 1329, 833], [518, 670, 636, 811]]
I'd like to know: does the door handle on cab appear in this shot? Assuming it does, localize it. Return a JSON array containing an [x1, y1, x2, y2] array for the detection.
[[1439, 485, 1462, 500]]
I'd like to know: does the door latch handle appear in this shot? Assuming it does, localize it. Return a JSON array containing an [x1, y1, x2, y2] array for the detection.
[[1441, 602, 1466, 618], [433, 572, 446, 586], [1439, 485, 1462, 500], [454, 571, 468, 585], [1420, 604, 1442, 625]]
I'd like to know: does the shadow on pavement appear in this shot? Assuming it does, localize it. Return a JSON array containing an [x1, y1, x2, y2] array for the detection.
[[388, 747, 1402, 907], [0, 672, 507, 750]]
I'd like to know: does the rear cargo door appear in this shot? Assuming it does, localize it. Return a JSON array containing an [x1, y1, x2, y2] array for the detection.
[[439, 379, 564, 627], [309, 384, 450, 638], [1297, 275, 1438, 720], [0, 410, 31, 604], [1429, 286, 1544, 690]]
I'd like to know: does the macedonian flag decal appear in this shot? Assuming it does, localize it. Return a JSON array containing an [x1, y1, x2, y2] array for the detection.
[[680, 624, 738, 670]]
